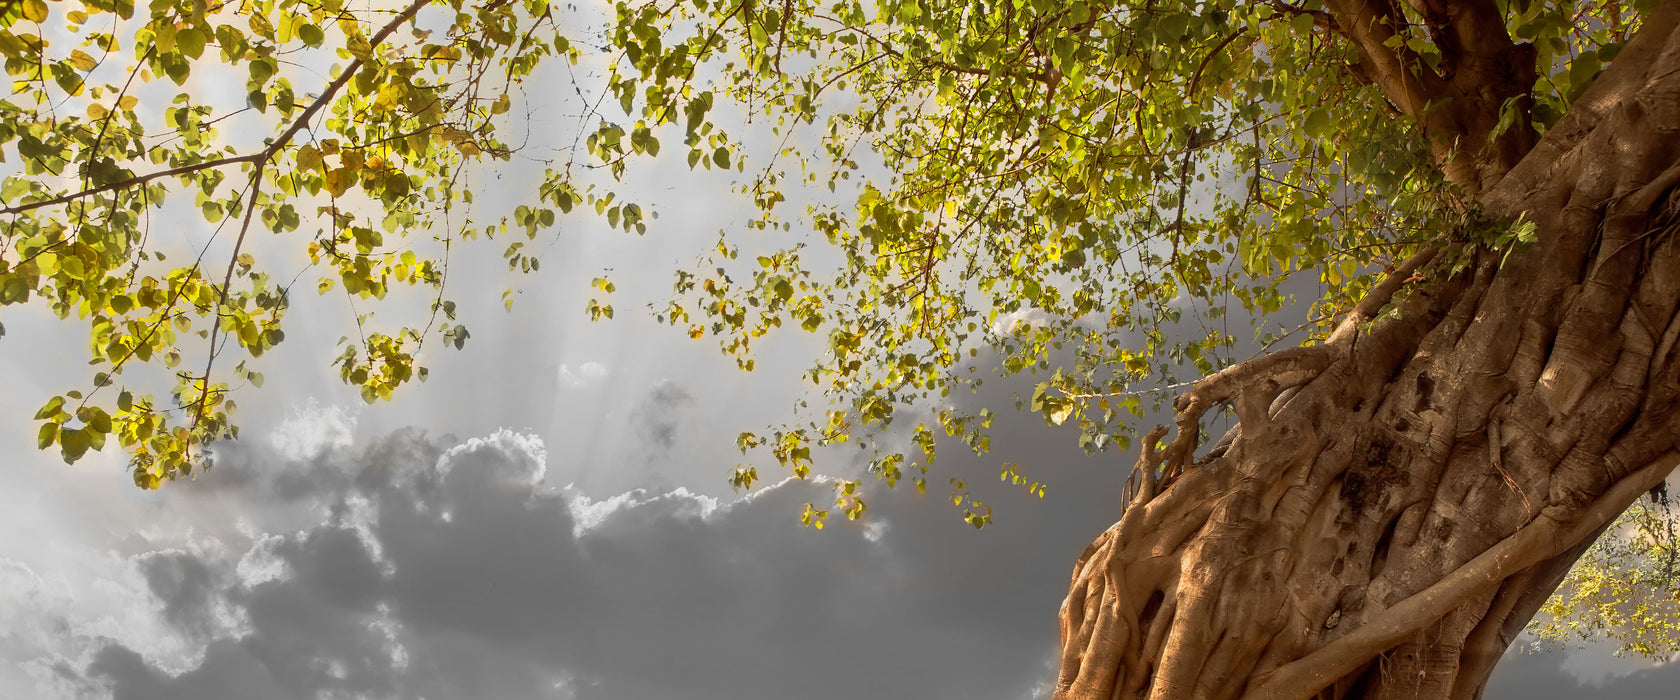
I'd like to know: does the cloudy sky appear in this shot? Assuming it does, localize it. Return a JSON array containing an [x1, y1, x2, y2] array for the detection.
[[7, 301, 1679, 700], [4, 5, 1679, 699]]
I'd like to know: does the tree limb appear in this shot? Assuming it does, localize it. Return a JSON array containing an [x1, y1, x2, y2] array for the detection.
[[1325, 243, 1440, 345], [1321, 0, 1442, 117]]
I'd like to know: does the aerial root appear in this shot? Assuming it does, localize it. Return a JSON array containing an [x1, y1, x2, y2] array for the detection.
[[1155, 344, 1335, 481], [1141, 243, 1439, 491], [1124, 425, 1170, 511]]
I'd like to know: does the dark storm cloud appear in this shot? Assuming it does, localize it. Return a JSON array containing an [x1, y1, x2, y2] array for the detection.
[[83, 414, 1114, 700], [136, 551, 222, 637], [89, 641, 292, 700]]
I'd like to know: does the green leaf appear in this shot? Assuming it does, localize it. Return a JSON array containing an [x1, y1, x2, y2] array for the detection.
[[79, 406, 112, 434], [298, 23, 325, 47], [1304, 108, 1330, 138], [1569, 53, 1602, 99], [34, 396, 65, 420], [60, 427, 91, 463], [177, 28, 207, 59], [249, 58, 276, 86]]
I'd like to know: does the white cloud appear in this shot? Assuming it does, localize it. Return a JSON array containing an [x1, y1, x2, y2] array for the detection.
[[862, 519, 889, 543], [0, 551, 207, 697], [234, 534, 289, 589], [436, 428, 548, 486], [564, 485, 719, 535], [267, 399, 357, 462], [558, 361, 608, 388], [989, 308, 1055, 336]]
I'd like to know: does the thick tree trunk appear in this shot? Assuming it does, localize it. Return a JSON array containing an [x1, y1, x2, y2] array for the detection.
[[1053, 6, 1680, 700]]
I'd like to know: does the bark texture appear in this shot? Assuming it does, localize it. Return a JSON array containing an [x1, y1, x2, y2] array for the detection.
[[1053, 4, 1680, 699]]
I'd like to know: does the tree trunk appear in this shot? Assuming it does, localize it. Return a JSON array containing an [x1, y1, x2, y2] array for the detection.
[[1053, 6, 1680, 700]]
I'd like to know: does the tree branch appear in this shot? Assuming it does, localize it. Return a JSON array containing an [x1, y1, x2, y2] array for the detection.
[[1403, 0, 1512, 83], [1324, 242, 1440, 345], [1, 154, 261, 217], [0, 0, 432, 217], [1321, 0, 1536, 191], [1320, 0, 1442, 117], [1186, 28, 1248, 98], [1484, 0, 1680, 215], [191, 161, 265, 428], [1125, 424, 1169, 509]]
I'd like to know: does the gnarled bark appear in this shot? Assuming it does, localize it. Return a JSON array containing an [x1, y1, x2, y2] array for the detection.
[[1054, 4, 1680, 699]]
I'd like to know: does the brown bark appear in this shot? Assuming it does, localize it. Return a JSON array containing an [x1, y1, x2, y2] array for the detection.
[[1053, 3, 1680, 699]]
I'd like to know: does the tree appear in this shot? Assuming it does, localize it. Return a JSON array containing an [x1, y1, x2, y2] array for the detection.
[[2, 0, 1678, 698]]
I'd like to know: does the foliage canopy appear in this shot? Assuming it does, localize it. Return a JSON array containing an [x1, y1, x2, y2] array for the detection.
[[0, 0, 1675, 648]]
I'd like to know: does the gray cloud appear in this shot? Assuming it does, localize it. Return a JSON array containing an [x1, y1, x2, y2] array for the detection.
[[75, 417, 1095, 700], [1487, 645, 1680, 698], [630, 379, 694, 452], [136, 551, 223, 638], [89, 642, 292, 700]]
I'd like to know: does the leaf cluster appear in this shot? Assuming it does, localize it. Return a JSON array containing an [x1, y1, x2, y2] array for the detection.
[[0, 0, 1660, 526], [1, 0, 572, 483]]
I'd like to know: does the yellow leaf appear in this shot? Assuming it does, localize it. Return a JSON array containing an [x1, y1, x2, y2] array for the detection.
[[68, 49, 98, 71], [21, 0, 47, 23]]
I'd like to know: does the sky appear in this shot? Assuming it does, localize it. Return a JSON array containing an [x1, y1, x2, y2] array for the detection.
[[3, 4, 1679, 699]]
